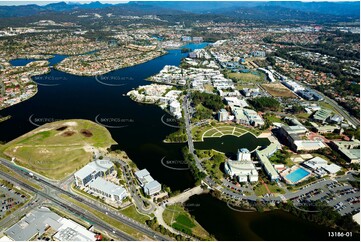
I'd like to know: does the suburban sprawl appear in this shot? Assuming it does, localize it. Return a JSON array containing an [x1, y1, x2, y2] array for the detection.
[[0, 1, 359, 241]]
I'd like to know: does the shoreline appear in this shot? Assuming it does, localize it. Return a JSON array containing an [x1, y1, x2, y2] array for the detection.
[[54, 51, 167, 77]]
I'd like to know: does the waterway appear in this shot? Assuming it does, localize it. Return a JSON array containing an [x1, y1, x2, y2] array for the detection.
[[186, 194, 359, 241], [0, 43, 349, 241], [10, 54, 67, 66], [194, 133, 270, 159], [1, 43, 209, 192]]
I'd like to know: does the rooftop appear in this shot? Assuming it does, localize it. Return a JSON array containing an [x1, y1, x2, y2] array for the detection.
[[6, 207, 62, 241], [144, 180, 161, 191], [313, 108, 332, 121], [74, 160, 113, 179], [88, 177, 126, 197]]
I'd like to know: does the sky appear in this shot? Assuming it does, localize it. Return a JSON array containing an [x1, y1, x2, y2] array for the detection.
[[0, 0, 358, 6]]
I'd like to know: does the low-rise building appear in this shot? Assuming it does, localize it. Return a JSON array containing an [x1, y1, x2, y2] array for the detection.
[[243, 108, 264, 127], [144, 180, 162, 196], [309, 122, 339, 134], [312, 109, 333, 124], [302, 156, 341, 176], [224, 160, 258, 183], [255, 143, 281, 181], [88, 177, 128, 202], [293, 140, 326, 151], [328, 114, 344, 124], [134, 169, 162, 196], [218, 109, 229, 122], [224, 148, 258, 183], [169, 100, 181, 118], [256, 150, 279, 181], [5, 207, 96, 241], [330, 140, 360, 163], [74, 160, 114, 187]]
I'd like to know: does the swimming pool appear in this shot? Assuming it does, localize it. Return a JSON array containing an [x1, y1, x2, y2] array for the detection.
[[285, 168, 310, 183]]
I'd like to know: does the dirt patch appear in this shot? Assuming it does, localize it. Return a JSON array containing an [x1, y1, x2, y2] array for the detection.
[[80, 129, 93, 137], [61, 131, 75, 137], [261, 83, 297, 98], [56, 126, 68, 131]]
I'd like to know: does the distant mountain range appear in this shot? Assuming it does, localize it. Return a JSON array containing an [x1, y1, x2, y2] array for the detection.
[[0, 1, 359, 20], [133, 1, 360, 17]]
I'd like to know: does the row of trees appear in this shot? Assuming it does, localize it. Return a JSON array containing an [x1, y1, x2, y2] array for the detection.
[[146, 218, 190, 241], [277, 201, 360, 233], [182, 147, 207, 186]]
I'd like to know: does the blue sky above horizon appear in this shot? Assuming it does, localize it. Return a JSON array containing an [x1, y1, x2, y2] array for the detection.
[[0, 0, 359, 6]]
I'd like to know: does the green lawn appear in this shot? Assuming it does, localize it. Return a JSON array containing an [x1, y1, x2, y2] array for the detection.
[[163, 204, 213, 240], [264, 114, 283, 123], [319, 101, 340, 116], [253, 183, 285, 196], [119, 205, 150, 224], [295, 112, 312, 120], [227, 72, 264, 83], [2, 119, 116, 180], [203, 128, 219, 137], [194, 123, 259, 141]]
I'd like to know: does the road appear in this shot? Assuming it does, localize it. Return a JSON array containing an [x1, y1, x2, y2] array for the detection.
[[115, 159, 155, 214], [0, 158, 171, 241], [167, 186, 204, 205], [182, 91, 206, 174], [314, 89, 360, 128], [0, 193, 44, 236], [0, 170, 136, 241], [290, 78, 360, 128]]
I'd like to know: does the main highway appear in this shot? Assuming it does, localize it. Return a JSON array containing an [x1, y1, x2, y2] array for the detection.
[[0, 158, 170, 241]]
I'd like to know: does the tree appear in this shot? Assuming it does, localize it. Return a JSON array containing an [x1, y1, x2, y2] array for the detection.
[[249, 97, 280, 112]]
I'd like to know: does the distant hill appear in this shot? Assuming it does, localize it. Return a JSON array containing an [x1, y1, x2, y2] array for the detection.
[[132, 1, 360, 17], [0, 1, 359, 21], [0, 1, 112, 18]]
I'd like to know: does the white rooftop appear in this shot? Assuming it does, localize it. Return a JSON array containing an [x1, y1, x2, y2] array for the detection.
[[134, 169, 150, 179], [74, 160, 113, 179], [88, 177, 126, 197]]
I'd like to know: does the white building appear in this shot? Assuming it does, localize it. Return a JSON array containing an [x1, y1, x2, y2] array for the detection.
[[74, 160, 114, 187], [281, 80, 305, 92], [224, 148, 258, 183], [218, 109, 229, 122], [243, 108, 264, 127], [237, 148, 251, 161], [144, 180, 162, 196], [302, 156, 341, 175], [224, 160, 258, 183], [134, 169, 162, 196], [88, 177, 128, 202], [74, 160, 127, 203], [169, 100, 181, 119]]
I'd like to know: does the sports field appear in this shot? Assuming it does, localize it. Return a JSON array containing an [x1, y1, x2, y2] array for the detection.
[[2, 119, 116, 180]]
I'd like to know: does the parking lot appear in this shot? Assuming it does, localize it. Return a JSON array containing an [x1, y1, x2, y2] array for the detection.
[[290, 181, 360, 216], [0, 182, 27, 219]]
